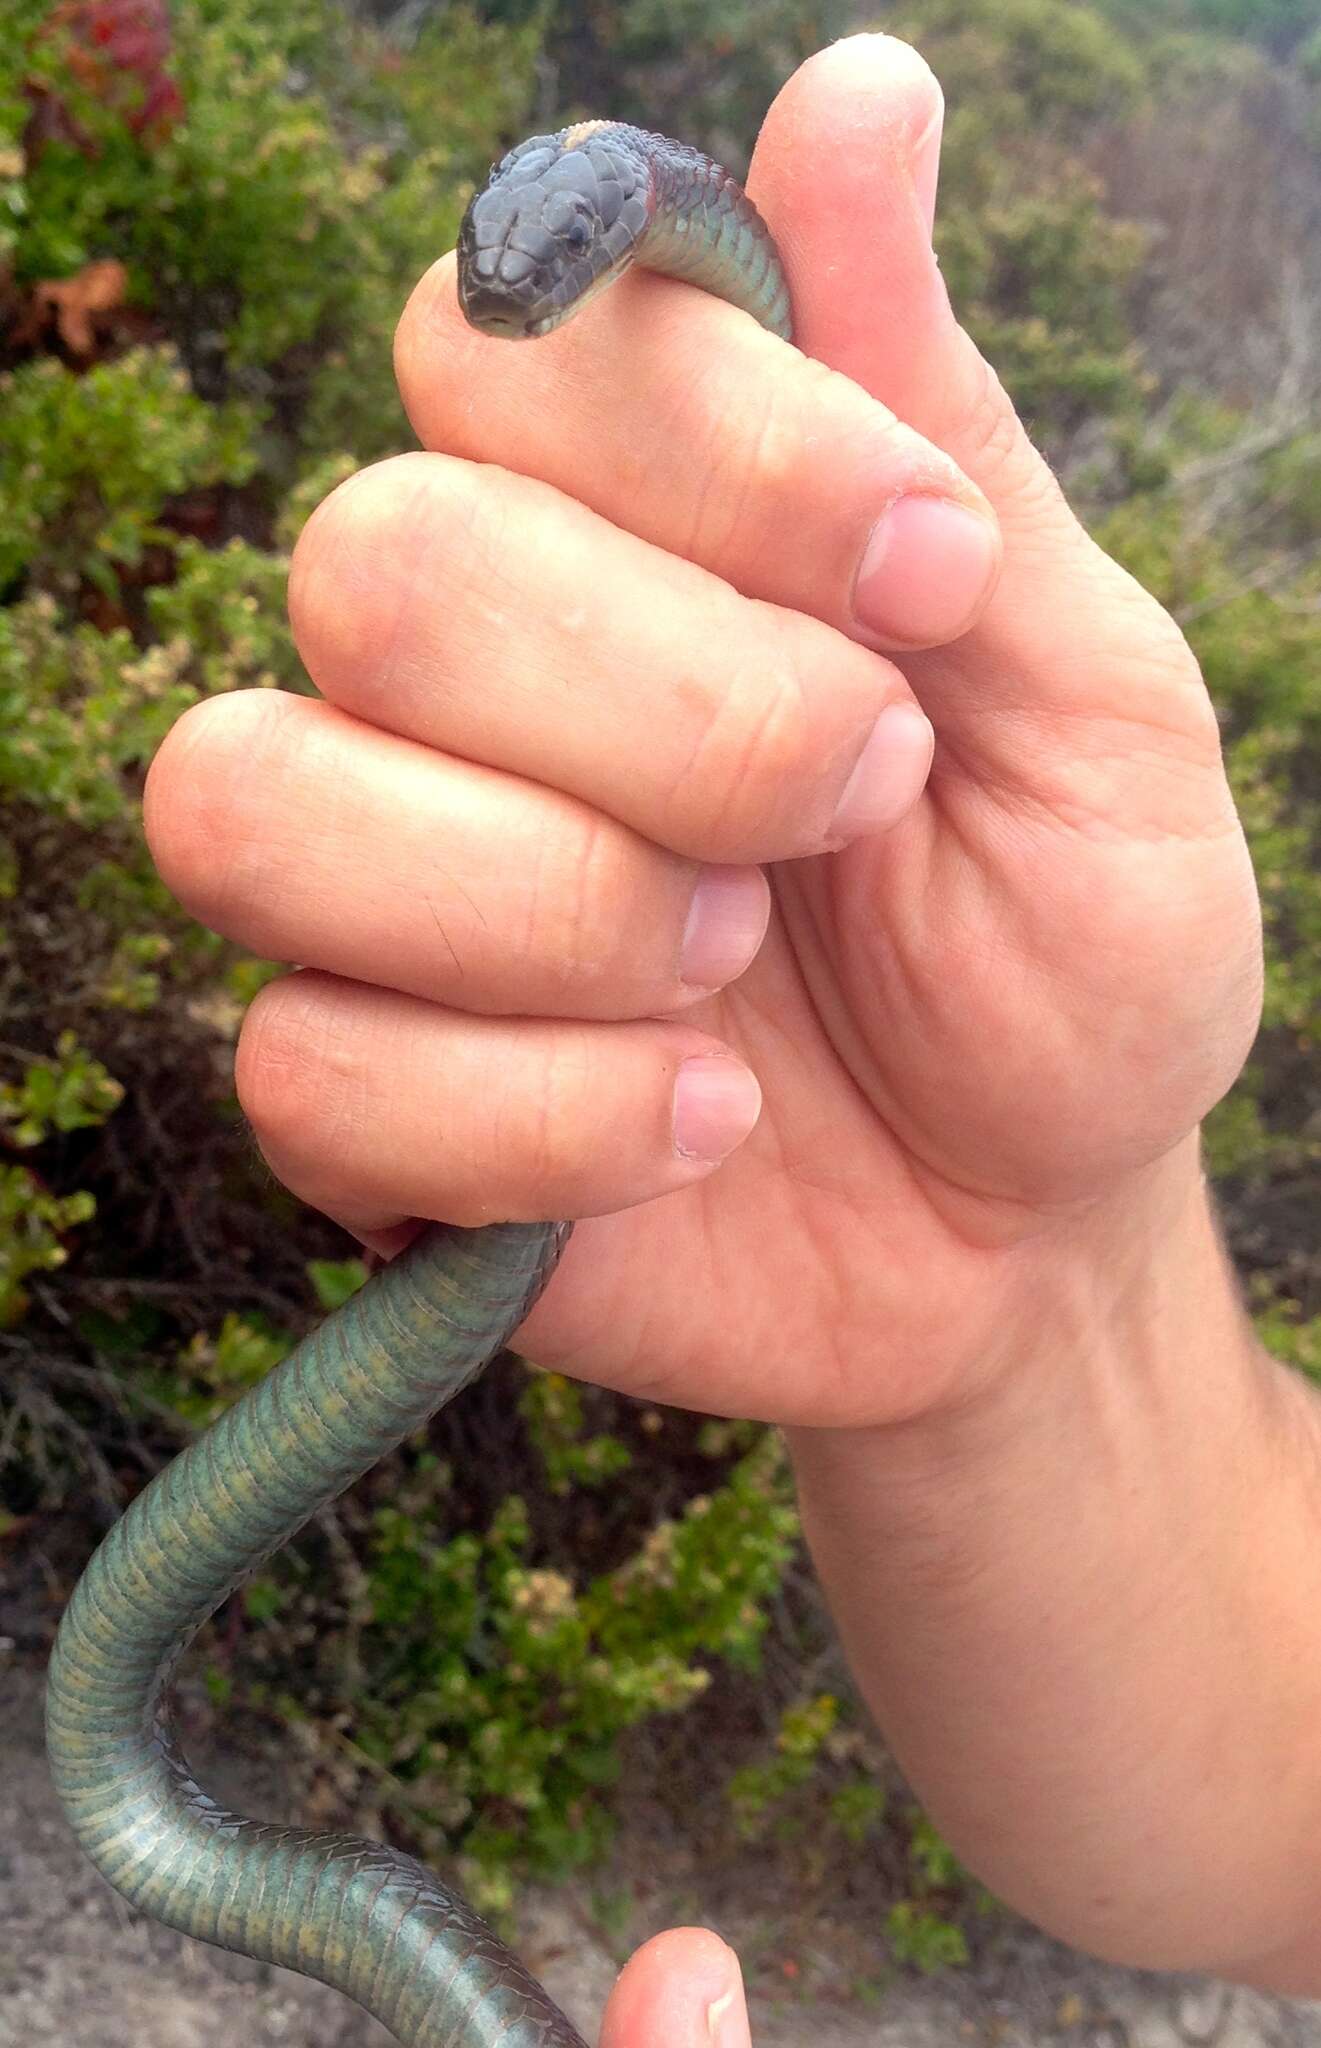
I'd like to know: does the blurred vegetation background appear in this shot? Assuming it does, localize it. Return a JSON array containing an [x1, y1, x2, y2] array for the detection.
[[2, 0, 1319, 1985]]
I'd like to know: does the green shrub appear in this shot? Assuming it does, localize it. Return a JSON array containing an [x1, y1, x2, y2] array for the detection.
[[228, 1426, 799, 1909], [1090, 423, 1321, 1213], [0, 0, 815, 1920], [3, 0, 1320, 1974], [519, 1369, 633, 1496], [895, 0, 1151, 440], [0, 1166, 96, 1329], [0, 347, 256, 595], [369, 1487, 647, 1902], [726, 1689, 889, 1862], [0, 1031, 123, 1148], [884, 1901, 969, 1975]]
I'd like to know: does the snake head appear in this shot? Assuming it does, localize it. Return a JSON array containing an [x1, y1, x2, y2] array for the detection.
[[457, 124, 653, 338]]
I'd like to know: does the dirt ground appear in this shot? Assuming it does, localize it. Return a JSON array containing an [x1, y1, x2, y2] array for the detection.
[[4, 1654, 1321, 2048]]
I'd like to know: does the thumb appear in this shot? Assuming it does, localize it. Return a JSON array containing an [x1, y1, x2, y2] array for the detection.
[[749, 34, 956, 436], [599, 1930, 752, 2048], [749, 34, 1093, 537], [750, 35, 1212, 795]]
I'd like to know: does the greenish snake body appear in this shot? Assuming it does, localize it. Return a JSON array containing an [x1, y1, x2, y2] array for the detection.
[[47, 122, 792, 2048]]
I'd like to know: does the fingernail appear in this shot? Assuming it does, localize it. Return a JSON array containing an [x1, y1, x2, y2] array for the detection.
[[828, 702, 934, 844], [673, 1056, 761, 1164], [854, 495, 999, 648], [912, 93, 945, 240], [706, 1965, 752, 2048], [680, 865, 770, 990]]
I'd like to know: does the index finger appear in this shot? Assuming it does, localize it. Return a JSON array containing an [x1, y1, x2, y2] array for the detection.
[[394, 249, 1001, 657]]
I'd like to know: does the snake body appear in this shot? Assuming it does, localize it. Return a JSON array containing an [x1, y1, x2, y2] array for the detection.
[[46, 123, 791, 2048]]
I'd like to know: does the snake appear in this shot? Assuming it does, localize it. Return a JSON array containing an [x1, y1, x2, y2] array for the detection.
[[45, 121, 792, 2048]]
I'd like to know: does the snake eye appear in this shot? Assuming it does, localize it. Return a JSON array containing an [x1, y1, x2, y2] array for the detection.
[[564, 214, 591, 253]]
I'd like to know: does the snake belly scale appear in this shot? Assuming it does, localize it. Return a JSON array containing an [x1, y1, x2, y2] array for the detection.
[[46, 121, 792, 2048]]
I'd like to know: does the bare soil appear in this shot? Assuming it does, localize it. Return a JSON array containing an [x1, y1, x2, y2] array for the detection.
[[4, 1654, 1321, 2048]]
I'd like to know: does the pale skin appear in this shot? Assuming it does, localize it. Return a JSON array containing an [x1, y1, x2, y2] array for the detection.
[[142, 30, 1321, 2039]]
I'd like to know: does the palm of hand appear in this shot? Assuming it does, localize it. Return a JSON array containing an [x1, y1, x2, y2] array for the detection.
[[511, 49, 1265, 1428], [525, 528, 1261, 1425]]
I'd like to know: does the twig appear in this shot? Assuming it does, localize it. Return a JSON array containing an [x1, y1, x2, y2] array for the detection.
[[1174, 544, 1320, 625], [1174, 415, 1310, 488]]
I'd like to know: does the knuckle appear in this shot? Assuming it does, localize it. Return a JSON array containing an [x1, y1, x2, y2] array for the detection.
[[144, 690, 301, 916], [393, 254, 458, 425], [288, 458, 383, 610], [236, 974, 365, 1183], [287, 451, 445, 684], [1128, 602, 1224, 756], [442, 1032, 598, 1223], [945, 337, 1061, 512], [141, 695, 222, 875], [234, 976, 316, 1153], [685, 368, 806, 568], [1146, 612, 1208, 696], [955, 348, 1030, 478], [678, 623, 816, 853], [547, 810, 634, 1001], [517, 1035, 591, 1202], [743, 643, 816, 792], [685, 350, 871, 581]]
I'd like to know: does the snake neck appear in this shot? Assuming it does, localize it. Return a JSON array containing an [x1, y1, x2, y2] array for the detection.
[[643, 135, 793, 341]]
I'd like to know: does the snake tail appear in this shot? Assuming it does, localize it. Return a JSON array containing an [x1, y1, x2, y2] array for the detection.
[[45, 1218, 589, 2048]]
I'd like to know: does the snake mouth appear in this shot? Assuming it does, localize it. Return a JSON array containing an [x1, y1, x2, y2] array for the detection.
[[455, 281, 542, 338], [455, 221, 577, 338], [456, 124, 654, 342], [457, 261, 628, 340]]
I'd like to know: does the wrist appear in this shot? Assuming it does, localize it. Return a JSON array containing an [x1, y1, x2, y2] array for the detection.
[[786, 1132, 1262, 1500], [780, 1134, 1321, 1977]]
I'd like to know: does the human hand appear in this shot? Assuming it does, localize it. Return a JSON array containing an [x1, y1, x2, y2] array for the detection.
[[598, 1930, 752, 2048], [144, 35, 1262, 1430]]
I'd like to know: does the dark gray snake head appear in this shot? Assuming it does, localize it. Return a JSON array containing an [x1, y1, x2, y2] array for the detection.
[[457, 122, 653, 338]]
